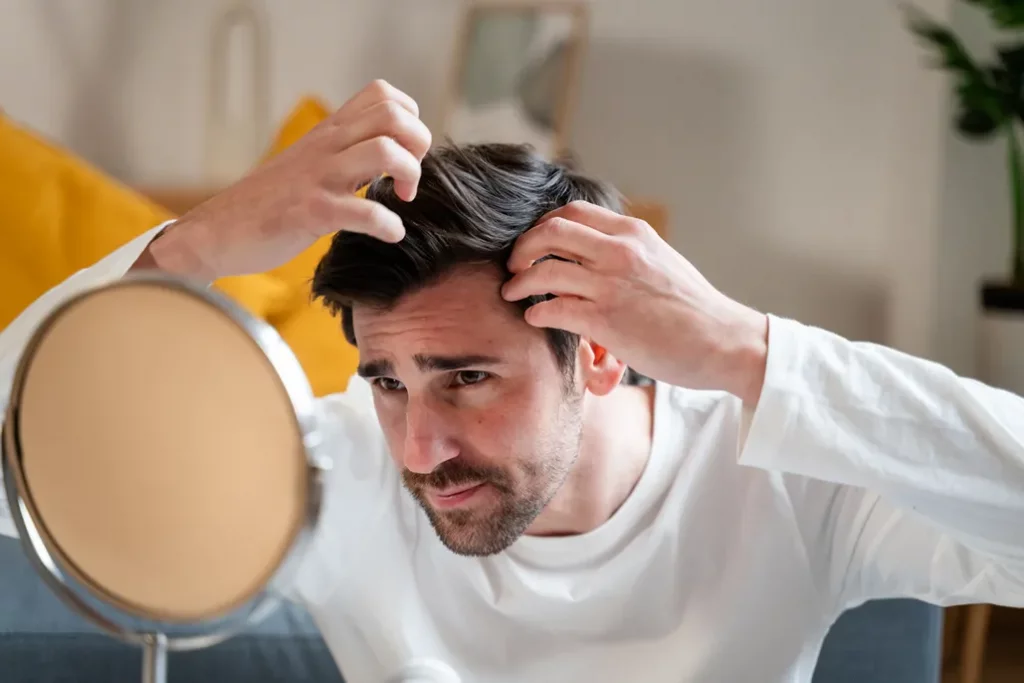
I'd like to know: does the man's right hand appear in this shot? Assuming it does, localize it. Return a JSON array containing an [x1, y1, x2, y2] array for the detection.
[[143, 80, 431, 282]]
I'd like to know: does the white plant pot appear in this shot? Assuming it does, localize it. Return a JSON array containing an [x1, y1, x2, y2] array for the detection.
[[978, 282, 1024, 396]]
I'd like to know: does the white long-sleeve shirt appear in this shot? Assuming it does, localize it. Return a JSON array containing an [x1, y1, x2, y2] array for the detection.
[[2, 229, 1024, 683]]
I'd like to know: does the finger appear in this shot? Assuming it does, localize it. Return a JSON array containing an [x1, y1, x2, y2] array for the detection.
[[341, 99, 432, 162], [326, 136, 422, 202], [337, 79, 419, 121], [508, 218, 617, 273], [307, 194, 405, 242], [536, 200, 634, 237], [502, 259, 603, 302], [522, 296, 599, 338]]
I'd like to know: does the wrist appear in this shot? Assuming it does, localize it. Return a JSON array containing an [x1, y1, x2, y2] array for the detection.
[[138, 217, 218, 284], [720, 305, 768, 407]]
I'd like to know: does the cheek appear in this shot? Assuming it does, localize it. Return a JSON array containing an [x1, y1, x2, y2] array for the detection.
[[372, 395, 407, 467], [466, 383, 553, 452], [465, 407, 517, 447]]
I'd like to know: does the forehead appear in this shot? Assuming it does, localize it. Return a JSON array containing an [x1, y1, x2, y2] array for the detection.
[[351, 265, 548, 359]]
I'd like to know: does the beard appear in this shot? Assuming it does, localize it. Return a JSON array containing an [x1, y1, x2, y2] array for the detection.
[[401, 395, 584, 557]]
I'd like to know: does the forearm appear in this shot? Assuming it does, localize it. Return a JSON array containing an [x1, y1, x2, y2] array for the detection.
[[740, 315, 1024, 561]]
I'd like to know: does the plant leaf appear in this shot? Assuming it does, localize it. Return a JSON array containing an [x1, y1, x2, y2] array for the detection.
[[993, 43, 1024, 123], [907, 8, 1013, 127], [907, 11, 984, 75], [963, 0, 1024, 29], [998, 43, 1024, 74], [957, 107, 1002, 137]]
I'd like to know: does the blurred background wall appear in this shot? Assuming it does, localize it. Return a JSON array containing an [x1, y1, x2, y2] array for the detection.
[[0, 0, 989, 367]]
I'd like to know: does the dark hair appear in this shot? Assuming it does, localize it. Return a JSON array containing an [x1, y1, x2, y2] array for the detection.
[[311, 142, 624, 378]]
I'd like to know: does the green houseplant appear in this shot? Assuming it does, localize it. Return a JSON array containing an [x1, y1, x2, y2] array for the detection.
[[908, 1, 1024, 400], [907, 0, 1024, 284]]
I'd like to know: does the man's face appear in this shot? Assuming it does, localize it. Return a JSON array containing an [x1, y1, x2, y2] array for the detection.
[[352, 265, 584, 556]]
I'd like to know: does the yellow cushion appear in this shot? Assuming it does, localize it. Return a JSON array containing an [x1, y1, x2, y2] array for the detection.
[[0, 115, 171, 329], [0, 113, 288, 326], [0, 95, 362, 397]]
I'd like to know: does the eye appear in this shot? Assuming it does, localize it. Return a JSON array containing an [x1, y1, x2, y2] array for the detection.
[[373, 377, 405, 392], [452, 370, 491, 387]]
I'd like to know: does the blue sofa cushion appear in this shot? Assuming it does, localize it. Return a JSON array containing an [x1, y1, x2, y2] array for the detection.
[[0, 536, 344, 682], [813, 599, 942, 683], [0, 634, 343, 683]]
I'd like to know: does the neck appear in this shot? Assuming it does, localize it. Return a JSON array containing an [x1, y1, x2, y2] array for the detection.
[[526, 383, 655, 537]]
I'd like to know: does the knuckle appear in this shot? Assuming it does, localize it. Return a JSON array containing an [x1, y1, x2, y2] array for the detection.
[[613, 240, 643, 272], [379, 100, 406, 128], [624, 217, 650, 237], [307, 190, 334, 222], [576, 199, 597, 213], [369, 78, 392, 95], [363, 200, 390, 226], [371, 135, 399, 162], [561, 201, 586, 221], [551, 216, 571, 232], [546, 217, 571, 238]]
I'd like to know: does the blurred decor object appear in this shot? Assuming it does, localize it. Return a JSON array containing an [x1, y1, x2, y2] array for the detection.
[[205, 0, 271, 185], [443, 2, 588, 159], [626, 198, 669, 239], [906, 3, 1024, 682]]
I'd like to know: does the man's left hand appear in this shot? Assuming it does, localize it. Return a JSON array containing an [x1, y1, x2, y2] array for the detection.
[[502, 201, 769, 405]]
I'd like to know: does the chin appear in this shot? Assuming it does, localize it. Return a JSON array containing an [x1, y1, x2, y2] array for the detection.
[[424, 511, 517, 557], [436, 528, 524, 557], [425, 505, 539, 557]]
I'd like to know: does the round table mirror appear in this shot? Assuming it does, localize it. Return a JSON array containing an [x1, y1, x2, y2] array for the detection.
[[2, 273, 332, 683]]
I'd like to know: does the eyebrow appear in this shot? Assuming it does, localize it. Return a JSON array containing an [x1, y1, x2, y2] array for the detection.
[[356, 354, 502, 378]]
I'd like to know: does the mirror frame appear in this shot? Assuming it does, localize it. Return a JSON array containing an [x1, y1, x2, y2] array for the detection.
[[1, 271, 332, 652]]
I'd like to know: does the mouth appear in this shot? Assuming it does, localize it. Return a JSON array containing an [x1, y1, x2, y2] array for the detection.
[[428, 482, 487, 509]]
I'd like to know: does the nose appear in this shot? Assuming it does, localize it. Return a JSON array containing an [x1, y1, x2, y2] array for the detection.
[[402, 398, 459, 475]]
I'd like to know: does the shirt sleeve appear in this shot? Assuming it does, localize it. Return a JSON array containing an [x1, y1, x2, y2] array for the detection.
[[737, 314, 1024, 614], [0, 222, 172, 538]]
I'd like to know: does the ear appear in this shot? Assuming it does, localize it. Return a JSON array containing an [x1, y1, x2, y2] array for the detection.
[[577, 339, 627, 396]]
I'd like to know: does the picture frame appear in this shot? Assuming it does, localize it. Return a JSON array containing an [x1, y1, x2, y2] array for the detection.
[[441, 2, 589, 160]]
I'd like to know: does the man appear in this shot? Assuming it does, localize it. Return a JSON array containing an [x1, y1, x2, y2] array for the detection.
[[2, 80, 1024, 682]]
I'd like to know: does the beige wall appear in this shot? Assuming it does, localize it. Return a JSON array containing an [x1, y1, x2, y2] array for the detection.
[[0, 0, 954, 352]]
